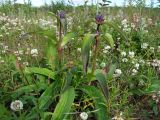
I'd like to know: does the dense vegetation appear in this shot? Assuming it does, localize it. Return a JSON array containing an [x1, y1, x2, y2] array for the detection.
[[0, 0, 160, 120]]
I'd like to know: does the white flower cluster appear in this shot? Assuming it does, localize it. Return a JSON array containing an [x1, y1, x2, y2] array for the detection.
[[112, 112, 124, 120], [80, 112, 88, 120], [103, 45, 111, 54], [121, 19, 131, 32], [128, 51, 135, 58], [151, 59, 160, 71], [152, 93, 159, 103], [121, 51, 128, 63], [0, 56, 4, 63], [121, 51, 135, 63], [141, 43, 148, 49], [10, 100, 23, 111], [39, 18, 54, 29], [31, 49, 38, 57], [114, 69, 122, 77]]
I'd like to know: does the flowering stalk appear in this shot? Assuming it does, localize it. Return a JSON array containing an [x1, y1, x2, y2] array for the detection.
[[57, 11, 65, 67], [92, 14, 104, 73]]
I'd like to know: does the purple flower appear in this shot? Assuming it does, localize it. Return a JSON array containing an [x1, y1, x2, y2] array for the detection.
[[95, 14, 104, 25], [59, 11, 65, 19]]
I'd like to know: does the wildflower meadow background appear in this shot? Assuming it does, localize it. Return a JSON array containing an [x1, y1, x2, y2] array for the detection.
[[0, 0, 160, 120]]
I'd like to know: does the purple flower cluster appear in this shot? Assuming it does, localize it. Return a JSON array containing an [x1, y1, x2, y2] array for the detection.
[[59, 11, 65, 19], [95, 14, 104, 25]]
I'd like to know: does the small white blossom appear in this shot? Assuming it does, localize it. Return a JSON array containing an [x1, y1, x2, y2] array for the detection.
[[121, 19, 127, 25], [10, 100, 23, 111], [114, 69, 122, 77], [103, 49, 109, 54], [150, 47, 154, 52], [141, 43, 148, 49], [17, 57, 21, 61], [80, 112, 88, 120], [139, 59, 145, 64], [0, 60, 5, 63], [128, 51, 135, 58], [134, 63, 139, 69], [132, 69, 138, 76], [31, 49, 38, 57], [23, 62, 29, 66], [112, 112, 124, 120], [131, 23, 135, 29], [122, 58, 128, 62], [104, 45, 111, 50], [121, 51, 126, 57], [77, 48, 81, 52]]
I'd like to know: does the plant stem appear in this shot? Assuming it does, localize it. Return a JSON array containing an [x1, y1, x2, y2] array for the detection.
[[92, 24, 100, 74]]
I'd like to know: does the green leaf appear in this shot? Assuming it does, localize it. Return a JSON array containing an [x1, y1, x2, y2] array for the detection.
[[95, 70, 109, 100], [61, 32, 76, 47], [46, 38, 57, 69], [62, 72, 73, 92], [39, 80, 60, 110], [12, 83, 47, 97], [52, 87, 75, 120], [106, 64, 116, 80], [25, 67, 55, 80], [102, 33, 114, 48], [105, 21, 128, 42], [81, 86, 108, 120], [82, 34, 94, 74]]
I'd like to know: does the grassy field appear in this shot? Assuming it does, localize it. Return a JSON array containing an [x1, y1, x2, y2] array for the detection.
[[0, 0, 160, 120]]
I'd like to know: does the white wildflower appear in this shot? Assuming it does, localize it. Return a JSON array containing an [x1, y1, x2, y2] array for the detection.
[[10, 100, 23, 111], [122, 58, 128, 62], [23, 62, 29, 66], [121, 51, 126, 57], [31, 49, 38, 57], [114, 69, 122, 77], [17, 57, 21, 61], [104, 45, 111, 50], [77, 48, 81, 52], [132, 69, 138, 76], [112, 112, 124, 120], [139, 59, 145, 64], [128, 51, 135, 58], [134, 63, 139, 69], [121, 19, 127, 25], [0, 60, 4, 63], [80, 112, 88, 120], [150, 47, 154, 52], [141, 43, 148, 49], [103, 49, 109, 54], [131, 23, 135, 29]]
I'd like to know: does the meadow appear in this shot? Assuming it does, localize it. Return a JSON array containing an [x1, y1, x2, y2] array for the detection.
[[0, 0, 160, 120]]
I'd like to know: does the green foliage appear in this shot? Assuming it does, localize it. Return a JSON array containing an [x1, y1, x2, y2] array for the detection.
[[25, 67, 55, 80], [81, 86, 108, 120], [51, 87, 75, 120]]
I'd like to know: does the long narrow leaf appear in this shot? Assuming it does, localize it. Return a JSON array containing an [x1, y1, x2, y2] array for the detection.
[[61, 32, 76, 47], [51, 87, 75, 120], [25, 67, 55, 80], [95, 70, 109, 100], [38, 80, 60, 110]]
